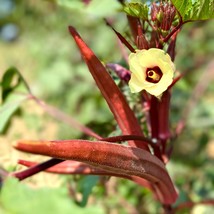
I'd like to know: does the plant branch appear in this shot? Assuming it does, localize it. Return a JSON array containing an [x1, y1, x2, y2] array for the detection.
[[28, 94, 102, 140], [105, 19, 135, 53], [11, 158, 63, 181]]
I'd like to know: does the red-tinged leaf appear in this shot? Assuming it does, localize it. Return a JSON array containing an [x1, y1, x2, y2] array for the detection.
[[14, 140, 178, 204], [68, 26, 149, 151]]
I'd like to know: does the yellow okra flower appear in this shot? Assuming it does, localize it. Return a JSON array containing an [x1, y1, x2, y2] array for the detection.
[[128, 48, 175, 98]]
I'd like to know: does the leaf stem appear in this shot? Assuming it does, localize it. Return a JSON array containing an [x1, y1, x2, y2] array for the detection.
[[11, 158, 63, 181], [149, 96, 159, 139], [158, 91, 171, 153], [105, 19, 135, 53], [28, 94, 102, 140], [162, 11, 183, 43]]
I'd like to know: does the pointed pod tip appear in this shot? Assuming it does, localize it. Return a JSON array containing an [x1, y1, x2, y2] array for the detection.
[[68, 25, 73, 31], [13, 140, 28, 152], [18, 159, 26, 164], [12, 141, 20, 149], [13, 140, 40, 149], [68, 26, 76, 36]]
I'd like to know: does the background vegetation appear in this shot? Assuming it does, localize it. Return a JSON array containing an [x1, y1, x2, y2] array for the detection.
[[0, 1, 214, 213]]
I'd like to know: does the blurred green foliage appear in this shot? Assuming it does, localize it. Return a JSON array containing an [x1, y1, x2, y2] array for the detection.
[[0, 0, 214, 213], [0, 177, 104, 214]]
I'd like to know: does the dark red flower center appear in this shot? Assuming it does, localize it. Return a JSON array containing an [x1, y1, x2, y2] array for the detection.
[[146, 66, 163, 83]]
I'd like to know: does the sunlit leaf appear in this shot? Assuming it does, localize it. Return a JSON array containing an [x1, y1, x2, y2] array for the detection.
[[1, 67, 30, 101], [0, 94, 26, 133], [124, 2, 149, 20], [0, 67, 30, 133], [171, 0, 214, 21]]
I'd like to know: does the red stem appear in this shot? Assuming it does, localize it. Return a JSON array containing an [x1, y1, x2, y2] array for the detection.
[[102, 135, 163, 160], [158, 91, 171, 151], [105, 20, 135, 53], [11, 158, 63, 181], [149, 96, 159, 139], [101, 134, 152, 145], [148, 96, 163, 160], [148, 92, 172, 160]]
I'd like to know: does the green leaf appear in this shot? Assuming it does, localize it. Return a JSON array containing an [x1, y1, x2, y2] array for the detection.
[[171, 0, 214, 21], [77, 175, 99, 207], [0, 67, 31, 133], [123, 2, 149, 20], [0, 178, 104, 214], [1, 67, 31, 102], [0, 93, 26, 133], [1, 67, 21, 102]]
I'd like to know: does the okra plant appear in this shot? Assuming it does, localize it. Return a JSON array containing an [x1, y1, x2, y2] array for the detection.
[[0, 0, 214, 213]]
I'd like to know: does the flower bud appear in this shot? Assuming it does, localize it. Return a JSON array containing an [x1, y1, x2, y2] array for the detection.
[[151, 2, 176, 31]]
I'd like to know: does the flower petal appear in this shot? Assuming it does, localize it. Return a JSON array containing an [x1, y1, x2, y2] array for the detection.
[[129, 73, 145, 93]]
